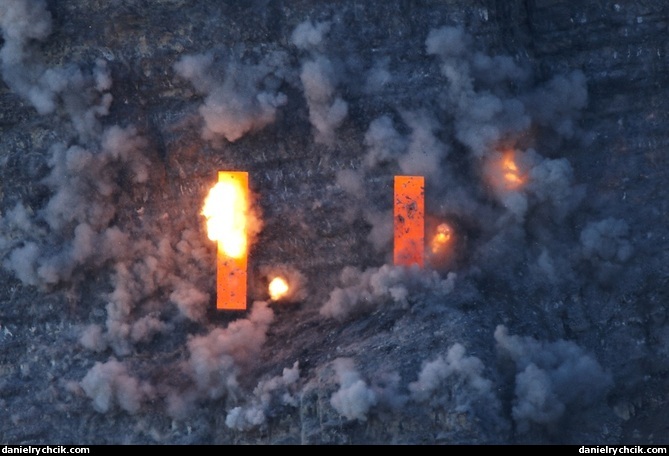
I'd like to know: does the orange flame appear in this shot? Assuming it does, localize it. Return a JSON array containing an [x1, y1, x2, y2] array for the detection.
[[202, 173, 248, 258], [202, 171, 248, 310], [501, 151, 525, 189], [430, 223, 452, 254], [425, 218, 456, 270], [268, 276, 290, 301]]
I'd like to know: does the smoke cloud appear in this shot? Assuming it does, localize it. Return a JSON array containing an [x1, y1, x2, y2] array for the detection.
[[579, 217, 633, 284], [329, 357, 378, 422], [0, 0, 112, 138], [292, 20, 348, 145], [174, 50, 289, 143], [495, 325, 613, 434], [183, 301, 274, 402], [80, 359, 153, 414], [409, 343, 507, 435], [0, 0, 54, 113], [320, 264, 456, 320], [225, 361, 300, 431]]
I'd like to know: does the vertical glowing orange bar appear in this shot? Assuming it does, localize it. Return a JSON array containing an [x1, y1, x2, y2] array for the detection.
[[217, 171, 248, 310], [394, 176, 425, 267]]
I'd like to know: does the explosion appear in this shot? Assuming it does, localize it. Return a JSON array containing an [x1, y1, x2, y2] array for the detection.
[[484, 149, 527, 198], [425, 220, 456, 270], [202, 171, 250, 310], [430, 223, 452, 254], [268, 276, 290, 301], [202, 172, 249, 258], [501, 151, 525, 190], [0, 0, 636, 444]]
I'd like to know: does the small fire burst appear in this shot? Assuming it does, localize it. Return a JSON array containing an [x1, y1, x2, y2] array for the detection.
[[268, 276, 290, 301], [426, 219, 456, 270], [501, 151, 524, 189], [485, 149, 527, 194], [259, 264, 307, 304], [430, 223, 452, 254], [202, 171, 249, 310]]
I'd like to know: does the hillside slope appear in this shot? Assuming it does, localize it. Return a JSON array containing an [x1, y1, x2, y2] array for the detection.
[[0, 0, 668, 444]]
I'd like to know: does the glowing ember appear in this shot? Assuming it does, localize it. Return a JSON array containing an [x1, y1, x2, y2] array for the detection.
[[202, 171, 249, 311], [430, 223, 452, 254], [268, 276, 289, 301], [501, 151, 524, 189], [394, 175, 425, 267]]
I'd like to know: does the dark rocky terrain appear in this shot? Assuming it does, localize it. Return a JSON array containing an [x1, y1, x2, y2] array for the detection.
[[1, 0, 668, 445]]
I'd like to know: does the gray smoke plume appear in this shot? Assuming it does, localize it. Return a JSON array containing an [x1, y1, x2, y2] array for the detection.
[[579, 217, 634, 284], [0, 0, 112, 138], [495, 325, 613, 434], [329, 357, 378, 422], [225, 361, 300, 431], [320, 264, 456, 320], [1, 126, 150, 290], [80, 358, 154, 414], [409, 343, 508, 435], [292, 20, 348, 145], [183, 301, 274, 401], [174, 51, 289, 143]]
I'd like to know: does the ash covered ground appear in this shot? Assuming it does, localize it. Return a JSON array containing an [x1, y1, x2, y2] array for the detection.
[[0, 0, 668, 445]]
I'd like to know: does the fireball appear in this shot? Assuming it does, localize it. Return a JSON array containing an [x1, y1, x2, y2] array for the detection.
[[268, 276, 290, 301], [202, 174, 248, 258], [484, 149, 527, 195], [502, 152, 524, 189], [430, 222, 453, 254]]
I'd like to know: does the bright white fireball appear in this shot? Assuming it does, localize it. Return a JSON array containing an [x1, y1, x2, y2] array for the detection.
[[268, 276, 290, 301], [202, 179, 247, 258]]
